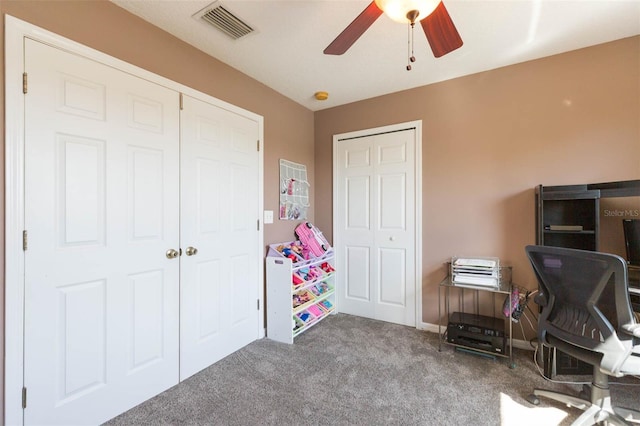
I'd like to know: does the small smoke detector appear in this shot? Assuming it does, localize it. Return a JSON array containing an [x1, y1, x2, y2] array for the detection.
[[193, 1, 254, 40]]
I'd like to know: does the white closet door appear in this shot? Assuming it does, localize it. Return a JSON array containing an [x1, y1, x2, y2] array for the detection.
[[179, 95, 261, 380], [23, 39, 180, 425], [335, 129, 417, 326]]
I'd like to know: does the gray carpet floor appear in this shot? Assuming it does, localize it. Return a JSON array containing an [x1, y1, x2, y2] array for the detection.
[[105, 314, 639, 426]]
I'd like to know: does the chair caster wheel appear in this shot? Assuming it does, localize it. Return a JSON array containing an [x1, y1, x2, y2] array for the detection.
[[526, 394, 540, 405]]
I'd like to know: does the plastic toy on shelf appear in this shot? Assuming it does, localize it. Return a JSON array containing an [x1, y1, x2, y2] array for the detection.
[[292, 290, 314, 309], [292, 273, 304, 286], [320, 262, 334, 273], [318, 300, 334, 313], [306, 304, 323, 317], [310, 282, 331, 296], [275, 242, 304, 263], [296, 310, 315, 324], [295, 221, 331, 258]]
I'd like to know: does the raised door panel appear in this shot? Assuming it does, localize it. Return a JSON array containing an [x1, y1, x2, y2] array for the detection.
[[196, 260, 222, 341], [378, 173, 406, 230], [196, 159, 222, 235], [57, 134, 106, 246], [128, 270, 165, 372], [57, 279, 107, 403], [345, 246, 371, 302], [128, 147, 165, 241], [231, 253, 252, 325], [378, 248, 407, 307], [346, 176, 371, 230]]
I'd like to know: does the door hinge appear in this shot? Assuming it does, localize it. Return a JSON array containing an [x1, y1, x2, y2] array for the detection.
[[23, 72, 28, 94], [22, 387, 27, 409], [257, 219, 260, 231], [257, 299, 260, 310], [23, 230, 28, 251], [257, 140, 260, 152], [179, 93, 183, 110]]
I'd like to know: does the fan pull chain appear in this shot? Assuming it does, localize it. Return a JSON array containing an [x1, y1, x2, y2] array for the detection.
[[406, 22, 416, 71], [407, 24, 411, 71]]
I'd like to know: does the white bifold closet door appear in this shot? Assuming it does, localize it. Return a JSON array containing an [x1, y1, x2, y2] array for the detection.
[[24, 39, 181, 425], [334, 129, 417, 327], [179, 95, 261, 380]]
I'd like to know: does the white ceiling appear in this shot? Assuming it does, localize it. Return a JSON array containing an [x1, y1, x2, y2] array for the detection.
[[111, 0, 640, 111]]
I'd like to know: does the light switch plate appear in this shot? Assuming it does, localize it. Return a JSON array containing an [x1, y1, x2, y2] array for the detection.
[[264, 210, 274, 224]]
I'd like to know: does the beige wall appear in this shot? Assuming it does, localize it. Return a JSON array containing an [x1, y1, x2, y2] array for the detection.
[[314, 36, 640, 328]]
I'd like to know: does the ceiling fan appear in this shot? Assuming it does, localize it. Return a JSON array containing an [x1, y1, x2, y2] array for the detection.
[[324, 0, 463, 67]]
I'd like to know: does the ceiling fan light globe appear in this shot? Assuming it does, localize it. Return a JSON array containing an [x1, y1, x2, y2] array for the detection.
[[374, 0, 439, 23]]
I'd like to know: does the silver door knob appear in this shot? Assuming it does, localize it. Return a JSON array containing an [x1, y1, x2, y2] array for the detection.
[[166, 249, 179, 259], [185, 246, 198, 256]]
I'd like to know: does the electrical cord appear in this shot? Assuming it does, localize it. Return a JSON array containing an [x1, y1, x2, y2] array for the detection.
[[518, 320, 525, 342], [526, 303, 538, 321], [532, 343, 591, 385], [521, 310, 536, 334]]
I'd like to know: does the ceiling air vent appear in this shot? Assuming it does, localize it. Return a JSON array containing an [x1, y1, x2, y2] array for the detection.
[[194, 1, 254, 40]]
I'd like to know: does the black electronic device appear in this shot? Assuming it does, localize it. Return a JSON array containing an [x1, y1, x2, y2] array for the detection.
[[446, 312, 506, 354], [623, 219, 640, 266]]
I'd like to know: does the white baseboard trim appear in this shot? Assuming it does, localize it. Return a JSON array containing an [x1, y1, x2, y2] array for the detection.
[[417, 321, 534, 351], [417, 321, 440, 334]]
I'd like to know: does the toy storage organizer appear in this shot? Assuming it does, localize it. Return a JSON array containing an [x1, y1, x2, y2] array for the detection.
[[266, 242, 336, 343]]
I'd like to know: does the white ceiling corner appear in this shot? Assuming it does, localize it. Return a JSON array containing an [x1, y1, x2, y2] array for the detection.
[[110, 0, 640, 111]]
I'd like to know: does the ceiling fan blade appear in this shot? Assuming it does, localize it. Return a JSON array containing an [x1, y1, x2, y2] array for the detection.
[[324, 1, 383, 55], [420, 1, 463, 58]]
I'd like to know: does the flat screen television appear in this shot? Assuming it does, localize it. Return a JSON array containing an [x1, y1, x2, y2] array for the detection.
[[623, 219, 640, 266]]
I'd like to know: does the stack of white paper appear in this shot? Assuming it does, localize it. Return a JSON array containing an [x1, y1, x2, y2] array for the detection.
[[451, 257, 499, 287]]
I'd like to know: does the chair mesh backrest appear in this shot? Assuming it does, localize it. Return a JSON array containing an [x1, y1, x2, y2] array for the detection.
[[525, 245, 634, 352]]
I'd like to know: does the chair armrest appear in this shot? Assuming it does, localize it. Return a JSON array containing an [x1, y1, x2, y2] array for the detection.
[[622, 323, 640, 338]]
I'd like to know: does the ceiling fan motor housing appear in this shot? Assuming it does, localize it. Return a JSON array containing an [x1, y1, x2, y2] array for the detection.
[[374, 0, 439, 23], [406, 9, 420, 24], [323, 0, 463, 59]]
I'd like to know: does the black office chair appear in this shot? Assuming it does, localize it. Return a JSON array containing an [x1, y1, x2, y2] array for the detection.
[[525, 245, 640, 425]]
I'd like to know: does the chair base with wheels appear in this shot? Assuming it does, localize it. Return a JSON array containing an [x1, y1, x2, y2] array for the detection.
[[527, 365, 640, 425]]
